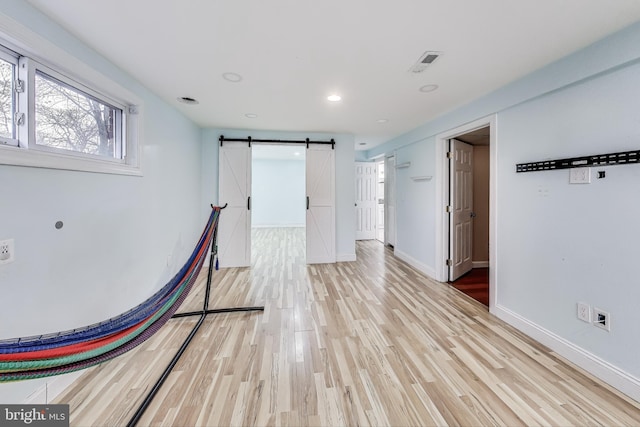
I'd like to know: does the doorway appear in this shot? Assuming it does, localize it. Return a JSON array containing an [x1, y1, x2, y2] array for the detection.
[[385, 154, 396, 248], [447, 130, 490, 305], [355, 162, 377, 241], [218, 140, 336, 268], [448, 130, 490, 305], [251, 145, 306, 265], [435, 116, 496, 310], [376, 159, 385, 243]]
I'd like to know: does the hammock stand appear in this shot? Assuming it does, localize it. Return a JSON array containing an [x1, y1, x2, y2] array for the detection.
[[0, 204, 264, 425], [127, 204, 264, 426]]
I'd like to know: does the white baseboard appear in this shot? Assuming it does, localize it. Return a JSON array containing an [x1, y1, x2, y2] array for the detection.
[[23, 371, 84, 404], [472, 261, 489, 268], [394, 249, 437, 280], [337, 253, 356, 262], [494, 304, 640, 403]]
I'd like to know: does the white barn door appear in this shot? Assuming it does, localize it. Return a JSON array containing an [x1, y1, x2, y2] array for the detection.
[[218, 142, 251, 268], [306, 146, 335, 264], [449, 139, 474, 280], [355, 162, 376, 240]]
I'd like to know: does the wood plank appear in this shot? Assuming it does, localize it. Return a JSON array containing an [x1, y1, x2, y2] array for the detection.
[[54, 228, 640, 426]]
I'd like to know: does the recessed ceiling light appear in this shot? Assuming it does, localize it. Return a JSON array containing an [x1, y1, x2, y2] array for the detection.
[[222, 72, 243, 83], [327, 94, 342, 102], [419, 84, 439, 93], [376, 118, 389, 123], [245, 113, 258, 118], [177, 96, 199, 105], [294, 152, 301, 156]]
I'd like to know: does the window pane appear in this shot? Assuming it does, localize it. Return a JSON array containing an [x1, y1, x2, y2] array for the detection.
[[0, 58, 14, 140], [35, 71, 122, 159]]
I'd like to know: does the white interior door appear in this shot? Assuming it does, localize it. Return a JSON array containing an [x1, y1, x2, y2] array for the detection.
[[355, 162, 377, 240], [449, 139, 474, 280], [376, 159, 385, 242], [306, 146, 335, 264], [218, 142, 251, 268], [385, 155, 396, 247]]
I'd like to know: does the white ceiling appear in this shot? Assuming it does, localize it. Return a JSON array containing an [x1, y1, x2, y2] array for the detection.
[[25, 1, 640, 151]]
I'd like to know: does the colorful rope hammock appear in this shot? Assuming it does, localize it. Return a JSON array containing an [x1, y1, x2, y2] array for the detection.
[[0, 206, 222, 382]]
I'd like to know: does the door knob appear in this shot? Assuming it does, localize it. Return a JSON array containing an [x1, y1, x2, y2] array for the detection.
[[470, 212, 476, 218]]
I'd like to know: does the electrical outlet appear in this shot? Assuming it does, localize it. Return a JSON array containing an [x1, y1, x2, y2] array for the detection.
[[593, 307, 610, 331], [577, 302, 591, 322], [0, 239, 15, 265], [570, 167, 591, 184]]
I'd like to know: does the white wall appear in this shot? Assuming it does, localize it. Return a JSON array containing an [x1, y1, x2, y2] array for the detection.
[[365, 22, 640, 400], [201, 129, 356, 261], [252, 158, 305, 227], [0, 2, 203, 402]]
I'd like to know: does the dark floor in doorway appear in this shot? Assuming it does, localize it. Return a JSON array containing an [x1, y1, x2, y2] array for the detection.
[[449, 268, 489, 306]]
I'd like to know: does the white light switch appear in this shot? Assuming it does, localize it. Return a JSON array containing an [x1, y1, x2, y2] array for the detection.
[[570, 167, 591, 184]]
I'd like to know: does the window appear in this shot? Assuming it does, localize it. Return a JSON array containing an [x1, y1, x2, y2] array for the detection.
[[0, 37, 141, 175], [34, 70, 124, 160], [0, 47, 18, 146]]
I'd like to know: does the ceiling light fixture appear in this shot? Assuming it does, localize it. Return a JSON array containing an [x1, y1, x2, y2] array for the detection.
[[222, 72, 243, 83], [245, 113, 258, 118], [419, 84, 439, 93], [327, 94, 342, 102], [177, 96, 199, 105], [359, 142, 367, 146], [376, 118, 389, 123]]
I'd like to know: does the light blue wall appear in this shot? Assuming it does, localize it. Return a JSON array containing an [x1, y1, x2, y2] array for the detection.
[[201, 129, 356, 260], [366, 21, 640, 395], [252, 158, 305, 227], [0, 2, 203, 402], [393, 140, 436, 269], [354, 150, 369, 161], [496, 62, 640, 375]]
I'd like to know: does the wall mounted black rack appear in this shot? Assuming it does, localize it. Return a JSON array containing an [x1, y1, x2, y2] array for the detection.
[[516, 149, 640, 173], [219, 135, 335, 149]]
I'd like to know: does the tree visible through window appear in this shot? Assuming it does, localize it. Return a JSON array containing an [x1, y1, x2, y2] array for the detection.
[[0, 39, 139, 174], [0, 57, 15, 142], [35, 71, 122, 159]]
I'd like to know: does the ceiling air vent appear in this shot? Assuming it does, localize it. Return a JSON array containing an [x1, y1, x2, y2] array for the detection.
[[409, 51, 442, 73]]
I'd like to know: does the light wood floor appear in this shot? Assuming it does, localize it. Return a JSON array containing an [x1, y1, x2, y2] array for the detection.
[[55, 227, 640, 426]]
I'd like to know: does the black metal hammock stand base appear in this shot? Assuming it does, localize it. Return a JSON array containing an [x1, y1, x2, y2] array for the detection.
[[127, 204, 264, 427]]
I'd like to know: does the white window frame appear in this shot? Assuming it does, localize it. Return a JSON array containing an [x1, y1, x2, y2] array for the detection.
[[0, 20, 142, 176], [0, 45, 19, 147]]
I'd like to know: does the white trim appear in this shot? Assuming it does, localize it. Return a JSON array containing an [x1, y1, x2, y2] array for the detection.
[[494, 304, 640, 402], [394, 249, 437, 280], [434, 115, 497, 312], [0, 143, 142, 176], [0, 11, 143, 176], [23, 371, 84, 404], [337, 253, 356, 262], [384, 153, 396, 248], [472, 261, 489, 268]]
